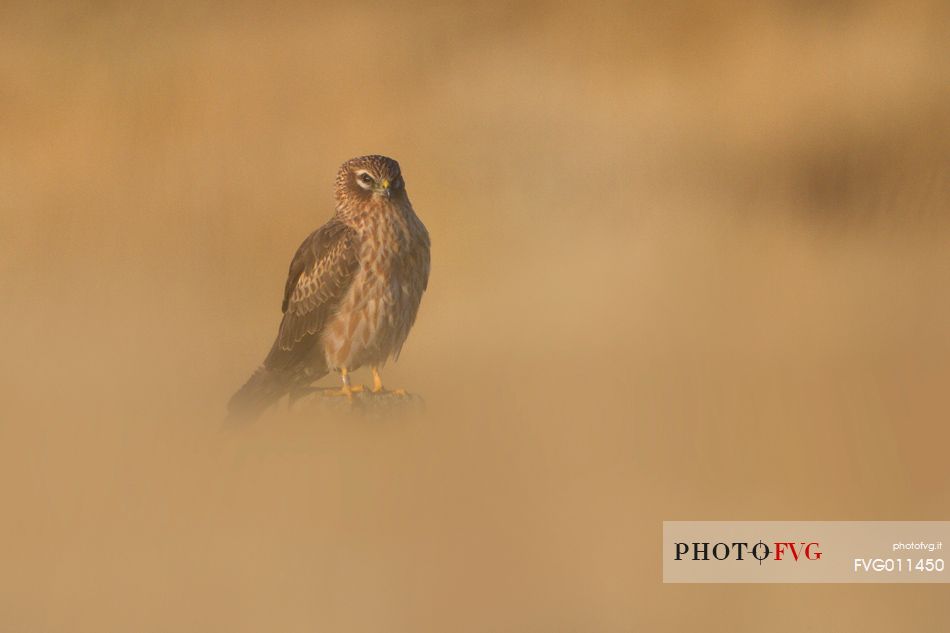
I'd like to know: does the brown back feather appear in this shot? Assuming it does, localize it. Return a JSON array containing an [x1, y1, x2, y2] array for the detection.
[[264, 218, 359, 369]]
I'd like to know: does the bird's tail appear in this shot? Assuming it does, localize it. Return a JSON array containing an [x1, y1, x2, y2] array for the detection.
[[226, 365, 289, 423]]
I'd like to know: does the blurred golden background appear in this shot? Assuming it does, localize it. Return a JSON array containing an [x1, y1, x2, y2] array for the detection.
[[1, 1, 948, 631]]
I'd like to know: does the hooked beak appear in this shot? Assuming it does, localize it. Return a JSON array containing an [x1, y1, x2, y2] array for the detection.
[[375, 179, 392, 198]]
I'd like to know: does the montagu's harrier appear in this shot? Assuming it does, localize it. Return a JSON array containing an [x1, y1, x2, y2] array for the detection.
[[228, 155, 430, 420]]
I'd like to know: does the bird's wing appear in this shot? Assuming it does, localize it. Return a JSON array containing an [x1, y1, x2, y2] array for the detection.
[[264, 219, 359, 367]]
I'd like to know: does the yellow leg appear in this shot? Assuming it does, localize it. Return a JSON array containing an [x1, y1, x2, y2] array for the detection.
[[340, 368, 353, 399], [371, 367, 408, 396], [339, 368, 364, 398]]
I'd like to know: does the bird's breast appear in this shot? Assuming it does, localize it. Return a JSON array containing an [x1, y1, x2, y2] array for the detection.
[[321, 210, 428, 370]]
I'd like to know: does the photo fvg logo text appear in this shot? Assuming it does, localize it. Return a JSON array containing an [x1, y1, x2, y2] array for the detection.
[[674, 540, 822, 563], [663, 521, 950, 583]]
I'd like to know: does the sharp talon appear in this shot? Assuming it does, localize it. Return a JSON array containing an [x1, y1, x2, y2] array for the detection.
[[316, 387, 354, 399]]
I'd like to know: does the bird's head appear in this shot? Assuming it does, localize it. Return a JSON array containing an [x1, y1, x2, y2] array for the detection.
[[335, 155, 405, 206]]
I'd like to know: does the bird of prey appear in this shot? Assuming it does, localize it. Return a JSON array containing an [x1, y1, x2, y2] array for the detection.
[[228, 155, 430, 420]]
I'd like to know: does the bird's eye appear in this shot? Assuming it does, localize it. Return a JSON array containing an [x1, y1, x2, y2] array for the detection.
[[392, 176, 403, 189], [358, 173, 374, 185]]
